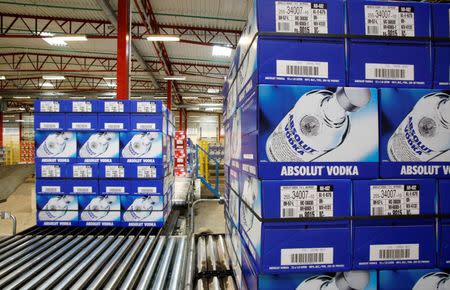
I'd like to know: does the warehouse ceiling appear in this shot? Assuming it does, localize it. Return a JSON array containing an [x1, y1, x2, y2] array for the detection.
[[0, 0, 250, 111]]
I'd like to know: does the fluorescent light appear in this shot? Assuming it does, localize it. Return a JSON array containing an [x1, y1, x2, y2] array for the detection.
[[182, 97, 198, 100], [43, 38, 68, 46], [130, 96, 142, 99], [70, 97, 86, 99], [98, 96, 115, 99], [15, 120, 25, 123], [103, 81, 116, 88], [164, 76, 186, 81], [207, 88, 221, 94], [212, 45, 232, 57], [39, 32, 55, 37], [40, 82, 54, 87], [146, 34, 180, 42], [205, 108, 220, 112], [52, 35, 87, 41], [3, 120, 9, 123], [13, 96, 31, 99], [42, 34, 87, 46], [0, 76, 5, 80], [103, 77, 117, 80], [43, 75, 65, 80]]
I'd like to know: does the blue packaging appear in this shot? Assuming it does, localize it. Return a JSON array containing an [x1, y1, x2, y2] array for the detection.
[[35, 131, 77, 159], [99, 179, 131, 195], [67, 162, 98, 179], [379, 88, 450, 178], [129, 100, 165, 113], [130, 179, 164, 195], [34, 113, 65, 131], [119, 132, 163, 163], [67, 114, 97, 131], [98, 162, 130, 179], [34, 100, 68, 113], [67, 179, 99, 195], [432, 3, 450, 89], [36, 179, 68, 195], [128, 163, 165, 179], [378, 269, 450, 290], [240, 85, 379, 179], [130, 114, 166, 132], [78, 194, 121, 226], [98, 114, 130, 131], [67, 100, 99, 113], [77, 132, 120, 161], [347, 0, 432, 88], [226, 184, 240, 230], [353, 179, 437, 270], [35, 162, 67, 178], [36, 194, 78, 226], [121, 195, 168, 227], [98, 100, 130, 113], [439, 179, 450, 268]]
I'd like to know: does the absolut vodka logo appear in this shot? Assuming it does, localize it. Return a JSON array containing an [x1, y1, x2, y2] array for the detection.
[[404, 116, 433, 156]]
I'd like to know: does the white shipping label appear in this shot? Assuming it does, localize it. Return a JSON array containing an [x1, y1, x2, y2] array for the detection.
[[276, 2, 328, 34], [106, 187, 125, 193], [370, 184, 420, 216], [137, 166, 157, 178], [365, 5, 415, 37], [365, 63, 414, 80], [42, 186, 61, 193], [137, 102, 156, 113], [138, 187, 157, 194], [105, 165, 125, 178], [104, 101, 124, 112], [72, 101, 92, 112], [277, 60, 329, 78], [40, 122, 60, 129], [73, 165, 93, 178], [281, 248, 333, 265], [104, 123, 124, 130], [136, 123, 156, 130], [41, 165, 61, 177], [370, 244, 419, 261], [280, 185, 333, 218], [73, 186, 92, 193], [40, 101, 60, 112], [72, 122, 91, 130]]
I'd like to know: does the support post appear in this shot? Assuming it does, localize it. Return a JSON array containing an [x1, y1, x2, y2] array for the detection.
[[179, 110, 183, 131], [116, 0, 131, 100], [0, 112, 3, 147], [167, 80, 172, 110]]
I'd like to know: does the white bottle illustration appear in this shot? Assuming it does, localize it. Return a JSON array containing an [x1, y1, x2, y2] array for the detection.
[[38, 195, 75, 220], [266, 88, 371, 162], [79, 132, 116, 157], [122, 132, 157, 158], [80, 196, 115, 221], [241, 176, 257, 231], [387, 92, 450, 162], [123, 196, 159, 221], [36, 132, 74, 157], [413, 272, 450, 290], [231, 109, 241, 161], [296, 271, 370, 290]]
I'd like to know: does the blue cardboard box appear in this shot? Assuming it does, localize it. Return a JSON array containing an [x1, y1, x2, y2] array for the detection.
[[67, 162, 98, 179], [77, 132, 120, 160], [240, 85, 379, 179], [128, 163, 165, 179], [130, 114, 166, 132], [130, 179, 164, 195], [67, 114, 97, 131], [78, 194, 121, 226], [353, 179, 437, 270], [432, 3, 450, 89], [226, 185, 240, 230], [439, 179, 450, 268], [129, 100, 165, 113], [99, 179, 131, 195], [121, 196, 168, 227], [34, 113, 65, 131], [98, 162, 130, 179], [67, 179, 99, 195], [35, 131, 77, 159], [36, 179, 68, 195], [98, 114, 130, 131], [378, 269, 450, 290], [34, 100, 68, 113], [347, 0, 432, 88], [98, 100, 130, 113], [35, 162, 67, 178], [67, 100, 99, 113], [379, 88, 450, 178], [36, 194, 78, 226], [120, 132, 163, 163]]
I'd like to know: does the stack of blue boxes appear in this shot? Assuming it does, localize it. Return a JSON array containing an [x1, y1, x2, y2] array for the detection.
[[34, 99, 174, 227], [222, 0, 450, 289]]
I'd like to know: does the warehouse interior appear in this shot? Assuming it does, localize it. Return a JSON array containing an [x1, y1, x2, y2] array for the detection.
[[0, 0, 450, 289]]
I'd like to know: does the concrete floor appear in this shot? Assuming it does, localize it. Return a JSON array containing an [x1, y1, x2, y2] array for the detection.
[[193, 202, 225, 234]]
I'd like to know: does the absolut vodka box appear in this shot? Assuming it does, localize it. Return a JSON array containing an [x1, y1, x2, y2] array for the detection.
[[128, 163, 165, 179], [130, 179, 164, 195], [67, 162, 98, 179], [98, 162, 130, 179], [130, 114, 166, 133], [36, 194, 78, 226], [78, 195, 121, 226], [440, 179, 450, 268], [379, 88, 450, 178], [129, 100, 165, 113], [98, 100, 130, 113], [98, 114, 130, 132], [227, 184, 241, 229], [35, 162, 67, 178], [67, 114, 97, 131], [241, 85, 379, 179], [35, 131, 77, 160], [76, 132, 120, 162], [67, 179, 98, 195], [119, 132, 164, 163], [36, 179, 68, 195], [378, 269, 450, 290], [99, 179, 131, 195], [353, 179, 437, 270], [67, 100, 99, 113], [432, 3, 450, 89], [347, 0, 432, 88], [34, 113, 66, 131], [121, 196, 167, 227], [35, 100, 68, 113]]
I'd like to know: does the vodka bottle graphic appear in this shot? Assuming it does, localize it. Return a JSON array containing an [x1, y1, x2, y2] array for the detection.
[[266, 88, 371, 162], [122, 132, 157, 158], [296, 271, 370, 290], [80, 196, 115, 220], [36, 132, 74, 157], [38, 195, 75, 220], [241, 176, 257, 231], [387, 92, 450, 162], [79, 132, 116, 157], [413, 272, 450, 290], [123, 196, 159, 221]]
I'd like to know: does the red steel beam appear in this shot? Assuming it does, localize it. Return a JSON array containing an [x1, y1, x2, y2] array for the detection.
[[167, 80, 172, 110], [116, 0, 131, 100]]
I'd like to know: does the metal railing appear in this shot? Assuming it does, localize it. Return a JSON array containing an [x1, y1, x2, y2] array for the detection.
[[195, 144, 220, 198]]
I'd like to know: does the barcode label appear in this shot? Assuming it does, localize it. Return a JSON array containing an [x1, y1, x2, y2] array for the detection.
[[370, 184, 420, 216], [72, 101, 92, 112], [106, 186, 125, 193], [72, 123, 91, 129], [105, 165, 125, 178], [104, 123, 124, 130], [366, 63, 414, 80], [73, 165, 93, 178], [104, 101, 124, 112], [40, 101, 60, 112], [136, 123, 156, 130], [42, 186, 61, 193], [137, 102, 156, 113], [280, 185, 333, 218], [41, 165, 61, 177], [365, 5, 415, 37], [138, 187, 157, 194], [277, 60, 328, 78], [40, 122, 60, 129], [137, 166, 157, 178], [370, 244, 419, 261], [73, 186, 92, 193], [281, 248, 333, 265], [276, 2, 328, 34]]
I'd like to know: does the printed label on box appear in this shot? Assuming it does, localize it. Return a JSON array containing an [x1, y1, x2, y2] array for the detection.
[[72, 122, 91, 130], [369, 244, 419, 261], [40, 122, 60, 129], [104, 102, 124, 112], [40, 101, 60, 112], [370, 184, 420, 216], [42, 186, 61, 193], [104, 123, 124, 130], [73, 165, 93, 178], [276, 60, 329, 78], [138, 187, 157, 194], [106, 186, 125, 193], [105, 165, 125, 178], [275, 2, 328, 34], [137, 102, 156, 113], [73, 186, 92, 193], [365, 63, 414, 81], [280, 185, 333, 218], [281, 247, 334, 265], [137, 166, 156, 178], [73, 102, 92, 112], [41, 165, 61, 177], [365, 5, 415, 37], [136, 123, 156, 130]]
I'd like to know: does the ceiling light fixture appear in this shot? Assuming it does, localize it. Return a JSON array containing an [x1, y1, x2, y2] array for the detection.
[[164, 76, 186, 81], [103, 77, 117, 80], [43, 75, 65, 80], [40, 82, 54, 87], [42, 34, 87, 46], [146, 34, 180, 42], [212, 45, 233, 57], [207, 88, 221, 94], [13, 96, 31, 99], [0, 76, 6, 80]]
